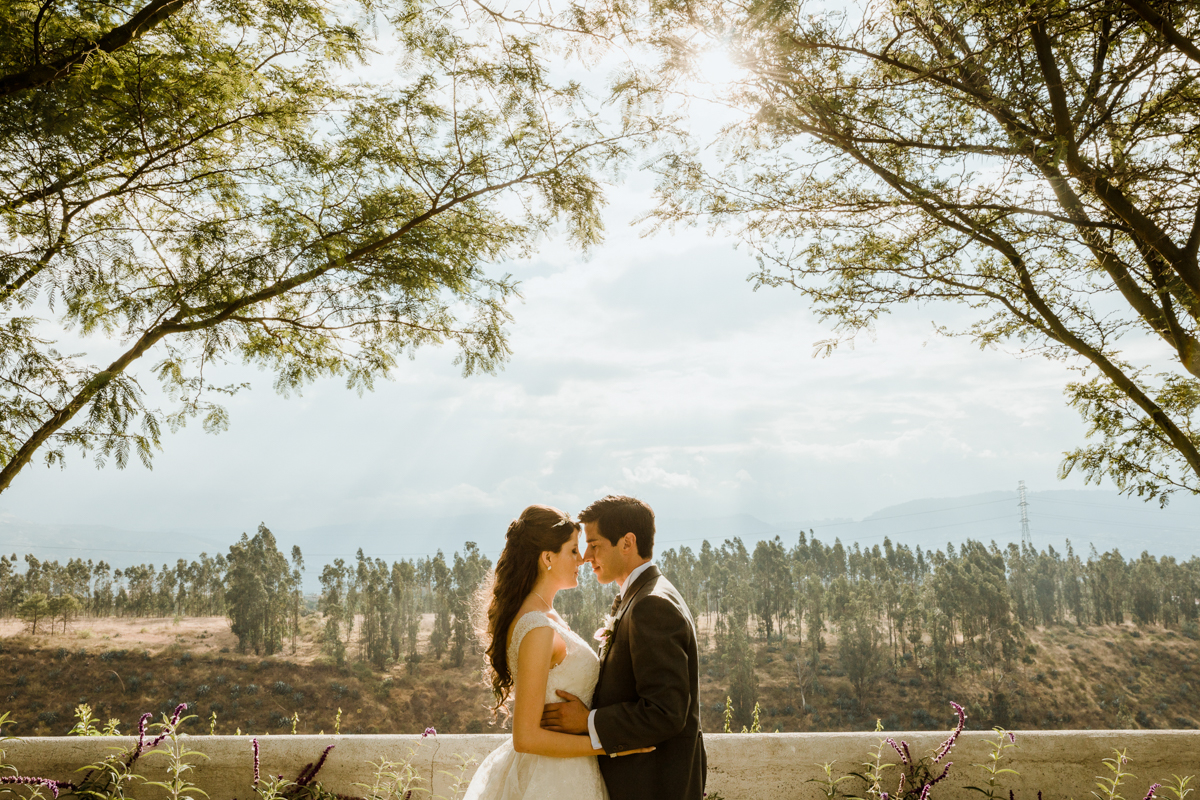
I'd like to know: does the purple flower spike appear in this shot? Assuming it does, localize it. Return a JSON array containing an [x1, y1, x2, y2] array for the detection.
[[897, 772, 905, 794], [297, 744, 335, 787], [423, 727, 437, 738], [251, 738, 261, 787], [1144, 784, 1162, 800], [136, 712, 152, 753], [935, 702, 967, 763], [931, 762, 952, 786], [902, 741, 912, 764], [0, 776, 74, 798], [918, 783, 932, 800], [170, 703, 188, 727], [1007, 731, 1016, 744], [886, 737, 908, 764]]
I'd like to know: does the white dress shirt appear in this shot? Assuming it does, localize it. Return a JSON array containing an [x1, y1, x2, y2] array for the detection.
[[587, 561, 655, 750]]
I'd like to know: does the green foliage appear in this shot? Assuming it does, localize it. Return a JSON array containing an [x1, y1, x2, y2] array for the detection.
[[807, 761, 858, 800], [838, 596, 882, 702], [225, 526, 297, 656], [68, 705, 121, 737], [647, 0, 1200, 501], [318, 560, 352, 666], [15, 593, 49, 634], [0, 0, 640, 497], [1093, 749, 1136, 800], [965, 729, 1020, 800], [142, 711, 209, 800]]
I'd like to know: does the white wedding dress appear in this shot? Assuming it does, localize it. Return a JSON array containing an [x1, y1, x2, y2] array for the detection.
[[463, 611, 609, 800]]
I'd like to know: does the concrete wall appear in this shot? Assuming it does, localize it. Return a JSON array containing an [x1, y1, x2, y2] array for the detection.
[[5, 730, 1200, 799]]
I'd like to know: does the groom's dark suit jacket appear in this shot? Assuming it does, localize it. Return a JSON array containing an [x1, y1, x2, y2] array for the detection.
[[592, 566, 706, 800]]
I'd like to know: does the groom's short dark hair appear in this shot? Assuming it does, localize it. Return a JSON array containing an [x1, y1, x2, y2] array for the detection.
[[579, 495, 655, 558]]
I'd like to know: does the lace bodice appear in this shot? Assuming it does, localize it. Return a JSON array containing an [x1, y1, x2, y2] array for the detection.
[[507, 610, 600, 707], [463, 610, 609, 800]]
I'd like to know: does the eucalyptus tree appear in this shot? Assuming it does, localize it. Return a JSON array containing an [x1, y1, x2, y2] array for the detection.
[[449, 542, 491, 666], [318, 557, 352, 665], [650, 0, 1200, 502], [0, 0, 640, 494], [751, 535, 791, 641], [389, 558, 420, 659], [225, 524, 296, 655]]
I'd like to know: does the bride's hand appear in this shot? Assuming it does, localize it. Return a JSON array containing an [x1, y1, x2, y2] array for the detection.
[[609, 746, 655, 757]]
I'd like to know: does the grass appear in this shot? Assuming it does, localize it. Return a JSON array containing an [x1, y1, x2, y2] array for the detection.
[[4, 616, 1200, 736]]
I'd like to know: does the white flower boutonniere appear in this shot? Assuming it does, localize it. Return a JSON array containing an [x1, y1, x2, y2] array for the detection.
[[594, 614, 617, 658]]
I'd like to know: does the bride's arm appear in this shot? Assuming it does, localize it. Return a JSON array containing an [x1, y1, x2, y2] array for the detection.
[[511, 627, 604, 758]]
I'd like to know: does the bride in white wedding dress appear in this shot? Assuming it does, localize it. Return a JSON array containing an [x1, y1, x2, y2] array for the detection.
[[464, 505, 650, 800]]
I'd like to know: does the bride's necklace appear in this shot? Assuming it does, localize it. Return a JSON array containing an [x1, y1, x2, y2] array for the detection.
[[531, 589, 552, 611]]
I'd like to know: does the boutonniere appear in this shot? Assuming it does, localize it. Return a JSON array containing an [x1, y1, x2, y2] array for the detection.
[[594, 614, 617, 658]]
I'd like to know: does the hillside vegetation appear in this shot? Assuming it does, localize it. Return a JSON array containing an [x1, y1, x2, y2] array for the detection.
[[6, 523, 1200, 733], [2, 614, 1196, 737]]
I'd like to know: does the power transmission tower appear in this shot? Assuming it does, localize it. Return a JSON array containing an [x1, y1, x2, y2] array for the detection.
[[1018, 480, 1032, 549]]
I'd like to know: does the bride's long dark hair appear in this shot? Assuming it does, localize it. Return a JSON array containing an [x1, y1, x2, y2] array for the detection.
[[475, 504, 579, 720]]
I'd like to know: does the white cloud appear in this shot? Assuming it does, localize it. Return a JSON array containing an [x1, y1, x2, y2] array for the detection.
[[0, 202, 1106, 540]]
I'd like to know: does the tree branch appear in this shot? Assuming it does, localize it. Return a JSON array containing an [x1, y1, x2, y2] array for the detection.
[[0, 0, 194, 97], [1117, 0, 1200, 67]]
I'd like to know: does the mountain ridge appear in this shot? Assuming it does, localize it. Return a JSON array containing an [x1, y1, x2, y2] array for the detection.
[[3, 488, 1198, 591]]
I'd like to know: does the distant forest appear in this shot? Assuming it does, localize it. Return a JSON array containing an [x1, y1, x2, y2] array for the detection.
[[2, 524, 1198, 726]]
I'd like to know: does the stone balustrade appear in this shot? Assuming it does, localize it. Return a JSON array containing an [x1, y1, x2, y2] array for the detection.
[[5, 730, 1200, 799]]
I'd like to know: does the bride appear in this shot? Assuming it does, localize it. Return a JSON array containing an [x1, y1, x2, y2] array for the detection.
[[464, 504, 649, 800]]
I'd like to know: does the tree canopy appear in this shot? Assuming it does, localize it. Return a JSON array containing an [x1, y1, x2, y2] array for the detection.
[[650, 0, 1200, 502], [0, 0, 639, 494]]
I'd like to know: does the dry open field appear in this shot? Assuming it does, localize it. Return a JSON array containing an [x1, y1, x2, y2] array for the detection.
[[3, 613, 1199, 737]]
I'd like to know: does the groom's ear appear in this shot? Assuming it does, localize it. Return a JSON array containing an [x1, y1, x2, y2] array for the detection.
[[620, 532, 637, 554]]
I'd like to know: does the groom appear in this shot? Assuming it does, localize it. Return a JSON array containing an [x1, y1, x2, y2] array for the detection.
[[541, 495, 707, 800]]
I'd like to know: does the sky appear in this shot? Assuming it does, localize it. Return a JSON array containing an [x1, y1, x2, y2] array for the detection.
[[0, 167, 1114, 539], [0, 15, 1191, 562]]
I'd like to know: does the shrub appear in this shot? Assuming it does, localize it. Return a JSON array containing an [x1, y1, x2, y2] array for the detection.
[[245, 684, 259, 695], [273, 681, 292, 695], [197, 685, 211, 697]]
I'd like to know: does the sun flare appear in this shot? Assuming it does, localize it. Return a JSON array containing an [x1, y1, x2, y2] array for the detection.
[[690, 46, 751, 91]]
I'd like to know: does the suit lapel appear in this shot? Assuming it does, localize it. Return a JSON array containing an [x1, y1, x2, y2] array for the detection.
[[600, 566, 660, 671], [616, 565, 659, 620]]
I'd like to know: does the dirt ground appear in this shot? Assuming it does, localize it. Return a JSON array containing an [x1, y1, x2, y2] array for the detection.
[[0, 612, 446, 663]]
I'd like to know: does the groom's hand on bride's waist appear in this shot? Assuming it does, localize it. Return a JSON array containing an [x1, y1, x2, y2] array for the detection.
[[540, 690, 589, 734]]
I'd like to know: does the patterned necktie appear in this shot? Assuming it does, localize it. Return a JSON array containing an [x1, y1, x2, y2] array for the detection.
[[609, 592, 622, 617]]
